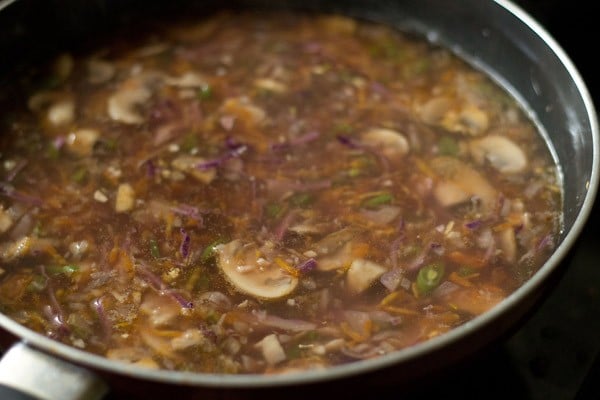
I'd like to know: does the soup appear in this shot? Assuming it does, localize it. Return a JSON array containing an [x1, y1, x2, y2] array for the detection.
[[0, 11, 562, 374]]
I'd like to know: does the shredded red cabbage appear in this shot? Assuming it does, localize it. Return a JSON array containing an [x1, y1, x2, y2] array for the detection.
[[465, 220, 483, 230], [196, 139, 248, 170], [0, 182, 44, 207], [137, 262, 194, 308], [296, 258, 317, 273], [92, 297, 112, 339], [180, 227, 191, 259], [271, 131, 320, 151]]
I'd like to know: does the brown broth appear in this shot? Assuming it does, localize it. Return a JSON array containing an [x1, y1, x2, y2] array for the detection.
[[0, 11, 561, 374]]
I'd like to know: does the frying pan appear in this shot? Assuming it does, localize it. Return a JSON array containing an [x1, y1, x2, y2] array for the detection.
[[0, 0, 597, 399]]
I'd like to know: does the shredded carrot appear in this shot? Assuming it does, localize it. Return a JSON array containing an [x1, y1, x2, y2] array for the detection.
[[274, 257, 300, 277], [164, 212, 175, 239], [446, 250, 486, 269], [154, 329, 184, 338], [379, 291, 399, 307], [414, 157, 436, 178], [382, 305, 420, 316], [108, 247, 120, 264], [492, 222, 513, 232], [411, 282, 420, 298], [448, 271, 475, 287], [339, 321, 368, 342], [350, 242, 370, 258]]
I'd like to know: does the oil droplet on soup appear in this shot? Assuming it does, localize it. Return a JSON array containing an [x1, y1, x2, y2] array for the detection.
[[0, 10, 562, 374]]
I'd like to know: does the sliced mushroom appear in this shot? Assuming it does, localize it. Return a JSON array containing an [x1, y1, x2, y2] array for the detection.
[[0, 206, 13, 234], [87, 59, 115, 84], [0, 236, 56, 263], [419, 97, 489, 136], [171, 329, 215, 352], [442, 106, 489, 136], [139, 291, 182, 327], [418, 97, 452, 125], [314, 228, 361, 271], [27, 92, 75, 126], [165, 71, 208, 88], [66, 129, 100, 156], [254, 78, 287, 93], [430, 156, 497, 210], [469, 134, 527, 173], [221, 97, 265, 127], [47, 99, 75, 126], [361, 128, 409, 160], [346, 259, 387, 294], [215, 240, 299, 300], [496, 227, 517, 263], [107, 86, 151, 124], [437, 285, 505, 315], [171, 155, 217, 184], [359, 205, 401, 225]]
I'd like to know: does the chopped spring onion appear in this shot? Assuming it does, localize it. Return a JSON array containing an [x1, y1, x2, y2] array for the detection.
[[47, 264, 79, 276], [200, 238, 228, 262], [265, 203, 285, 219], [197, 84, 212, 100], [416, 263, 445, 295], [149, 239, 160, 258], [361, 192, 393, 209], [438, 136, 459, 156], [289, 192, 313, 208]]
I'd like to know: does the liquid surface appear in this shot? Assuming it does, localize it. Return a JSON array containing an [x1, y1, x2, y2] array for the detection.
[[0, 11, 561, 374]]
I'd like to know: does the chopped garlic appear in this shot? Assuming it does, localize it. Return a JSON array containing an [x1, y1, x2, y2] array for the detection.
[[115, 183, 135, 212], [94, 190, 108, 203]]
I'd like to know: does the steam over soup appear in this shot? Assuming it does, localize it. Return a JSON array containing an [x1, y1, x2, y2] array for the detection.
[[0, 11, 562, 374]]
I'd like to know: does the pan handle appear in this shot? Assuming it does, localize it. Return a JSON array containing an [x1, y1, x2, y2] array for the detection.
[[0, 341, 108, 400]]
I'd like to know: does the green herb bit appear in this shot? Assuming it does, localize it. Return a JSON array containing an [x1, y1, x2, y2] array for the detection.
[[195, 273, 210, 291], [47, 144, 60, 160], [200, 238, 228, 263], [101, 138, 118, 152], [289, 192, 314, 208], [149, 239, 161, 259], [458, 266, 477, 277], [438, 136, 459, 156], [181, 132, 198, 152], [197, 84, 213, 101], [347, 167, 362, 178], [361, 192, 393, 209], [265, 202, 285, 219], [333, 122, 353, 134], [26, 275, 48, 292], [47, 264, 79, 276], [33, 221, 44, 237], [71, 167, 88, 183], [416, 263, 445, 295], [205, 310, 221, 324], [287, 346, 302, 359]]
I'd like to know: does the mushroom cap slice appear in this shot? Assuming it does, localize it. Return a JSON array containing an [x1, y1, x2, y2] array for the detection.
[[361, 128, 409, 159], [469, 134, 527, 173], [216, 240, 298, 300], [430, 156, 497, 211]]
